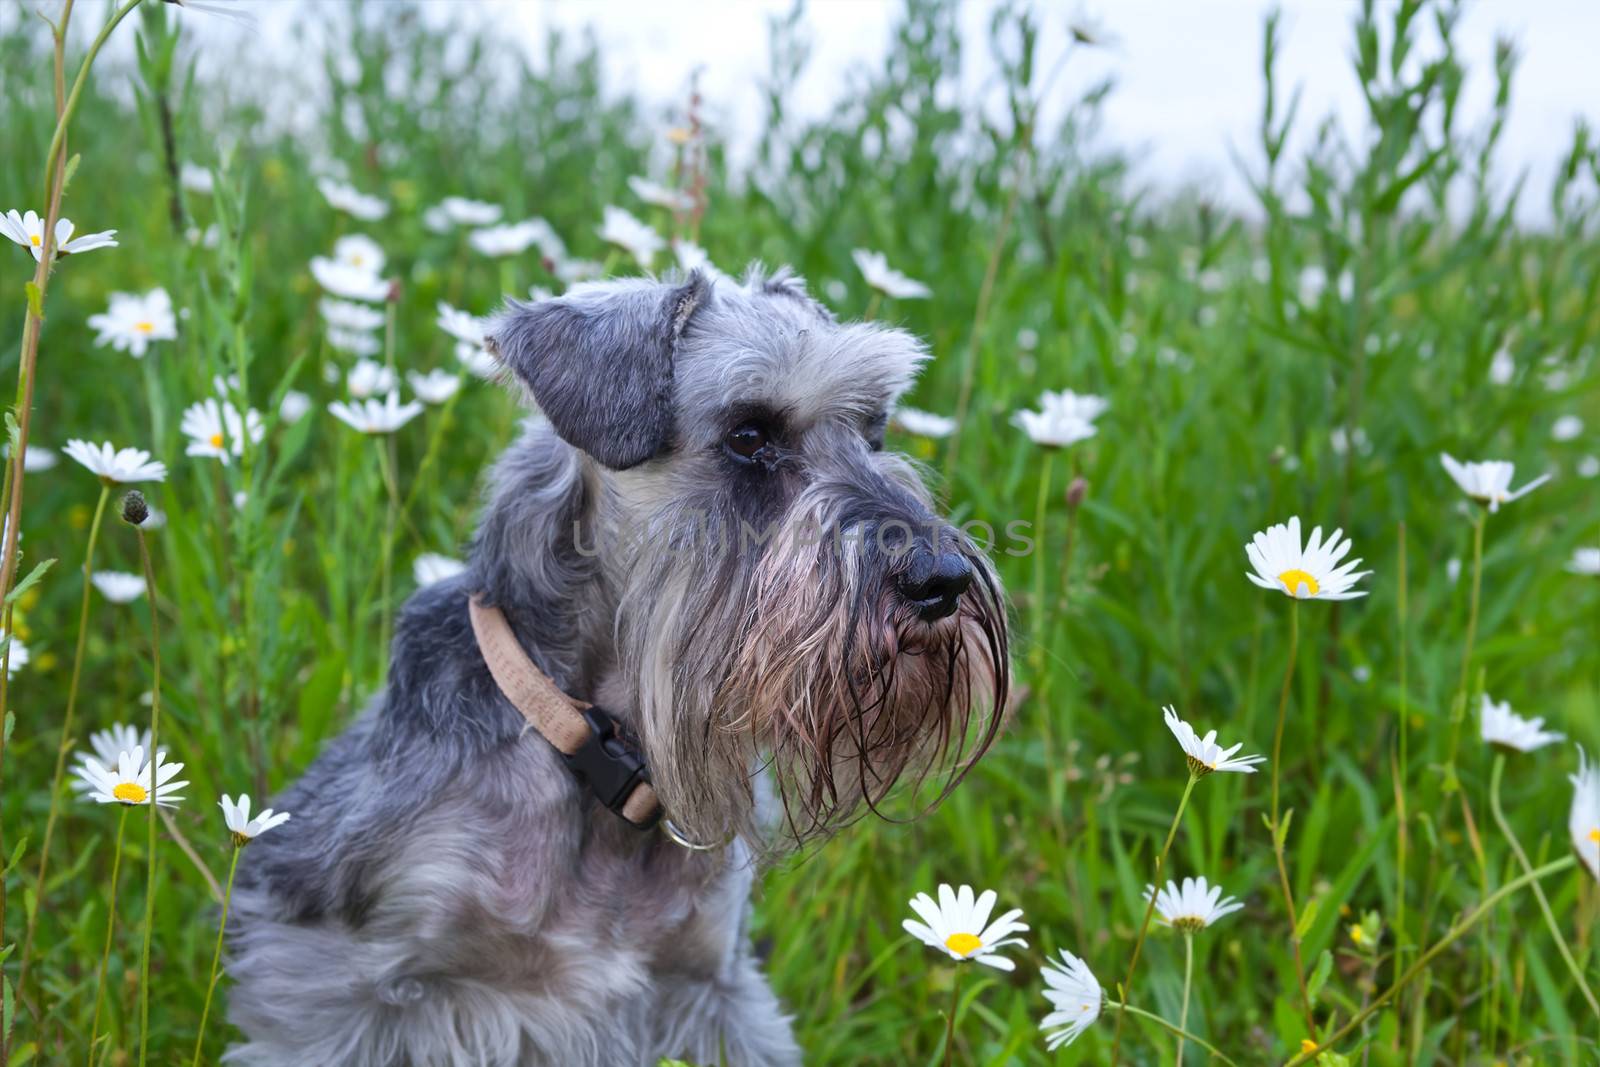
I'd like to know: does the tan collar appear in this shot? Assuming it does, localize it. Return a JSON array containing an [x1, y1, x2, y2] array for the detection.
[[467, 594, 661, 829]]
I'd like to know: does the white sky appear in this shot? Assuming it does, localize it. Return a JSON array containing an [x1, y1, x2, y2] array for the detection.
[[184, 0, 1600, 224]]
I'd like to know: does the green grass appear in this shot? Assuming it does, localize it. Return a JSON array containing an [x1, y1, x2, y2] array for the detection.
[[2, 0, 1597, 1064]]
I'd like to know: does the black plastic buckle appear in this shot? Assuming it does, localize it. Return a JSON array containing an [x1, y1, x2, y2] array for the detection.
[[563, 705, 659, 830]]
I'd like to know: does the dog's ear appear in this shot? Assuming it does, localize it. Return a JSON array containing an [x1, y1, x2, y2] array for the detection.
[[486, 273, 710, 470]]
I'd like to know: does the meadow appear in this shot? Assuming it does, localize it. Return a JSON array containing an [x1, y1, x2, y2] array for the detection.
[[1, 0, 1597, 1063]]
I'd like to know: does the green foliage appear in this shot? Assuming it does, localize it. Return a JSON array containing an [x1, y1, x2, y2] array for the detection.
[[0, 0, 1595, 1064]]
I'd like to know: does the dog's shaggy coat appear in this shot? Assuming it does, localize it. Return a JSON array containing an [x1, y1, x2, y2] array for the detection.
[[225, 268, 1007, 1066]]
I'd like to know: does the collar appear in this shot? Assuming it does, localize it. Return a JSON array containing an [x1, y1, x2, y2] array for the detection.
[[467, 593, 662, 830]]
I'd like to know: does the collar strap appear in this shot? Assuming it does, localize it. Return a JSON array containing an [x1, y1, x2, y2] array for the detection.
[[468, 594, 661, 830]]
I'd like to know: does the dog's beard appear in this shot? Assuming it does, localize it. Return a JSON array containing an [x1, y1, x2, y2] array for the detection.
[[617, 493, 1009, 848]]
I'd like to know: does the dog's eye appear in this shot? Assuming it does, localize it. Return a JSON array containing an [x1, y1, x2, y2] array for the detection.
[[724, 423, 769, 461]]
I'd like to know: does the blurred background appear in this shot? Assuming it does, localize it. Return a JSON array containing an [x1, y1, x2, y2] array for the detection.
[[134, 0, 1600, 224]]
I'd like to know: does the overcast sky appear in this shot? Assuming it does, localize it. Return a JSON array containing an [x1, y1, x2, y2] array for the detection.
[[185, 0, 1599, 225]]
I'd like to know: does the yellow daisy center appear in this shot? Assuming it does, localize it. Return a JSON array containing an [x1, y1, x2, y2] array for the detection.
[[29, 234, 42, 247], [351, 255, 364, 266], [1589, 828, 1599, 843], [209, 432, 224, 448], [134, 321, 155, 334], [113, 782, 148, 804], [944, 932, 983, 957], [1300, 1039, 1319, 1055], [1278, 568, 1319, 596]]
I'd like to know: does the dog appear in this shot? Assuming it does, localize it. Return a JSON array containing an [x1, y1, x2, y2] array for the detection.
[[224, 267, 1009, 1066]]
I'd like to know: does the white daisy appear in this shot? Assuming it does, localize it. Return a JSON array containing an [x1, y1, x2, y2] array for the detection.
[[1146, 876, 1245, 932], [219, 793, 291, 844], [437, 196, 502, 227], [1013, 389, 1108, 448], [422, 204, 452, 234], [1, 209, 117, 262], [347, 359, 397, 399], [310, 256, 389, 303], [528, 285, 555, 303], [86, 289, 177, 358], [64, 440, 167, 484], [852, 249, 930, 300], [74, 745, 188, 807], [1479, 694, 1564, 753], [407, 369, 460, 405], [892, 407, 957, 439], [1440, 453, 1551, 513], [1163, 705, 1266, 777], [457, 341, 499, 379], [437, 302, 488, 346], [1488, 349, 1515, 385], [628, 176, 695, 213], [1579, 455, 1600, 479], [469, 218, 562, 259], [317, 178, 388, 221], [332, 234, 386, 274], [1572, 747, 1599, 881], [181, 398, 264, 465], [597, 206, 664, 269], [52, 217, 122, 257], [72, 723, 158, 792], [1552, 415, 1584, 442], [1038, 949, 1104, 1051], [553, 257, 603, 285], [186, 223, 222, 249], [673, 240, 713, 275], [279, 390, 312, 424], [326, 326, 382, 357], [328, 392, 423, 435], [2, 631, 28, 677], [319, 297, 386, 332], [180, 163, 214, 195], [91, 571, 145, 604], [439, 305, 497, 376], [901, 883, 1028, 971], [414, 552, 467, 586], [1568, 548, 1600, 576], [7, 444, 58, 471], [1244, 516, 1369, 600]]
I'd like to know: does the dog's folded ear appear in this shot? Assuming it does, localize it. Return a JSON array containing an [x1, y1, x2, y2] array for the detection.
[[486, 273, 710, 470]]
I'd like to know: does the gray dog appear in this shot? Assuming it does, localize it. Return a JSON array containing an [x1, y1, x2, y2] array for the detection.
[[224, 267, 1009, 1066]]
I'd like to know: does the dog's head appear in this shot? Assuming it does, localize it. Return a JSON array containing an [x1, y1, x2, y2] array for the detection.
[[487, 268, 1009, 844]]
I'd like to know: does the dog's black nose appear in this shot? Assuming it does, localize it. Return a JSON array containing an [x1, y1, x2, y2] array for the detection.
[[896, 550, 973, 621]]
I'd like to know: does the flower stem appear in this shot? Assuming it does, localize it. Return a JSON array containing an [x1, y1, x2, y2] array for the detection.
[[1106, 1000, 1238, 1066], [863, 292, 882, 322], [1284, 856, 1577, 1066], [941, 966, 965, 1067], [134, 522, 163, 1067], [1488, 752, 1600, 1020], [376, 439, 401, 670], [1443, 511, 1485, 789], [192, 845, 242, 1067], [88, 806, 130, 1067], [1268, 598, 1316, 1034], [1177, 932, 1194, 1067], [1109, 772, 1199, 1067], [1028, 449, 1055, 671], [18, 481, 111, 995], [1391, 521, 1410, 1028]]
